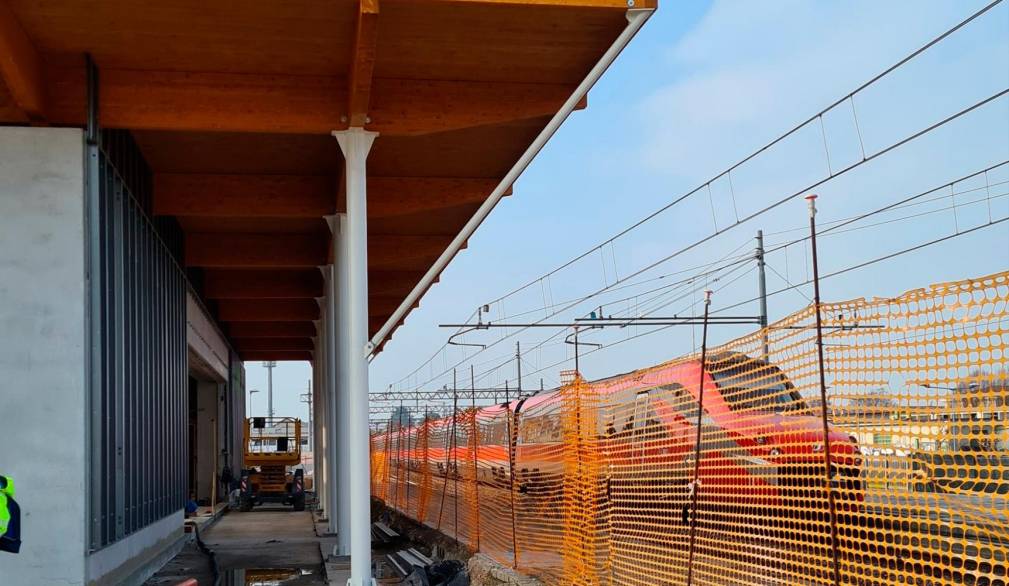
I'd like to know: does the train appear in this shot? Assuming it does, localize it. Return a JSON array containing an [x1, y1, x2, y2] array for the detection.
[[375, 351, 863, 511]]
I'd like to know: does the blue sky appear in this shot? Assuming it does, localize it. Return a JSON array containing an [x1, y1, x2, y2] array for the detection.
[[247, 0, 1009, 424]]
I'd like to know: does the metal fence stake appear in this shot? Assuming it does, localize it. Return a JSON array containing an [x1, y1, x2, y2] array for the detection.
[[504, 381, 520, 569], [471, 365, 481, 551], [806, 194, 842, 586], [685, 290, 713, 586]]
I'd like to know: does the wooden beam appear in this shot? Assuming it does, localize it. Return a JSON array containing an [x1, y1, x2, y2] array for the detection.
[[155, 174, 498, 219], [368, 77, 577, 135], [227, 321, 317, 338], [369, 316, 389, 335], [348, 0, 380, 127], [203, 269, 323, 299], [370, 271, 428, 296], [417, 0, 655, 7], [369, 296, 411, 317], [368, 177, 508, 217], [0, 0, 45, 121], [189, 232, 451, 269], [154, 174, 335, 218], [241, 350, 313, 362], [44, 64, 578, 135], [218, 299, 320, 322], [185, 233, 327, 268], [234, 337, 314, 352], [325, 234, 453, 266], [367, 235, 455, 268], [45, 67, 346, 134]]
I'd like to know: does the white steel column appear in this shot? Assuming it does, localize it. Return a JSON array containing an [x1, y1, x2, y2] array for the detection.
[[326, 261, 339, 535], [312, 336, 323, 506], [336, 213, 351, 555], [333, 127, 377, 586], [315, 291, 328, 516]]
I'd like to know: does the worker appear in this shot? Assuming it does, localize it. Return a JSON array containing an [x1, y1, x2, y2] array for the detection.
[[0, 475, 21, 554]]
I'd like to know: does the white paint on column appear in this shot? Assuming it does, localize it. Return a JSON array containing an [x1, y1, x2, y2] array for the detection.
[[332, 127, 377, 586], [315, 299, 328, 516], [326, 263, 339, 535], [336, 212, 351, 555]]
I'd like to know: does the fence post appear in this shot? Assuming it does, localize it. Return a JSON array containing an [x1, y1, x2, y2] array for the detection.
[[806, 194, 842, 586], [418, 406, 431, 523], [453, 382, 460, 542], [437, 372, 460, 538], [686, 290, 713, 586], [384, 417, 394, 502], [470, 365, 481, 551], [505, 381, 520, 569], [405, 405, 412, 515], [393, 400, 404, 510]]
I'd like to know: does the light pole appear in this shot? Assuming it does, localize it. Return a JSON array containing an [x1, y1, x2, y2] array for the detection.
[[263, 361, 277, 419], [247, 389, 260, 417]]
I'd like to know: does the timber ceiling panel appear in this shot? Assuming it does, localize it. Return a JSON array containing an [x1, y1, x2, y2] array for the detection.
[[376, 1, 629, 84], [132, 131, 344, 176], [7, 0, 355, 75], [367, 117, 551, 178], [0, 84, 27, 122]]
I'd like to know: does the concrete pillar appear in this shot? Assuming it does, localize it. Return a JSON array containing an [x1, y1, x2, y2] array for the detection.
[[0, 127, 87, 585], [336, 213, 351, 555], [333, 127, 378, 586]]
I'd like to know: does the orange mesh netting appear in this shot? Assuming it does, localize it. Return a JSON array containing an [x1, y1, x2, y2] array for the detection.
[[371, 271, 1009, 585]]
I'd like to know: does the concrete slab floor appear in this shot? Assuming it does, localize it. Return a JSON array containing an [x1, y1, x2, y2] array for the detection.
[[146, 505, 326, 586]]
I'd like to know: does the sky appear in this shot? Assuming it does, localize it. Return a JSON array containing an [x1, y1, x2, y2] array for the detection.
[[246, 0, 1009, 426]]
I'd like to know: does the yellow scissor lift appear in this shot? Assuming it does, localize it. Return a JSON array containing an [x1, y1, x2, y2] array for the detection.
[[240, 417, 306, 511]]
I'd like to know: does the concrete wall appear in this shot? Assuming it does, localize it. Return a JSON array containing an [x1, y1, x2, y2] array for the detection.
[[187, 291, 229, 381], [229, 356, 247, 477], [0, 128, 87, 584], [85, 511, 185, 586], [194, 380, 220, 502]]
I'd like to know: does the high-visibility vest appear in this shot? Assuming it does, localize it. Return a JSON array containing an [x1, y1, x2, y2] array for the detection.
[[0, 475, 13, 535], [0, 475, 20, 554]]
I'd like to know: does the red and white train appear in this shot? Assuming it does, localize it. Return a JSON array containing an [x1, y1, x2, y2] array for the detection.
[[376, 351, 862, 506]]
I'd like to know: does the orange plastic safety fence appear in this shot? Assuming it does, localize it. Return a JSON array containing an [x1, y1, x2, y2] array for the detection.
[[371, 271, 1009, 585], [560, 371, 608, 585]]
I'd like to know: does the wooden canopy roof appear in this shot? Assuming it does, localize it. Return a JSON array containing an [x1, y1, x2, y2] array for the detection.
[[0, 0, 655, 361]]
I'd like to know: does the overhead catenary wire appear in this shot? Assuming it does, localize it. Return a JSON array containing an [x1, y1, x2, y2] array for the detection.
[[390, 243, 757, 390], [416, 237, 761, 392], [515, 264, 760, 381], [465, 261, 756, 388], [612, 161, 1009, 322], [759, 161, 1009, 255], [515, 223, 1006, 383], [760, 177, 1009, 238], [383, 2, 1008, 397], [716, 215, 1009, 316], [386, 230, 1009, 414], [415, 122, 1008, 393], [474, 0, 1005, 313], [506, 169, 1009, 383], [396, 85, 1008, 393]]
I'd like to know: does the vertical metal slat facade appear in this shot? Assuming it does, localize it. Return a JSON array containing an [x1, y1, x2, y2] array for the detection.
[[86, 129, 188, 550]]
